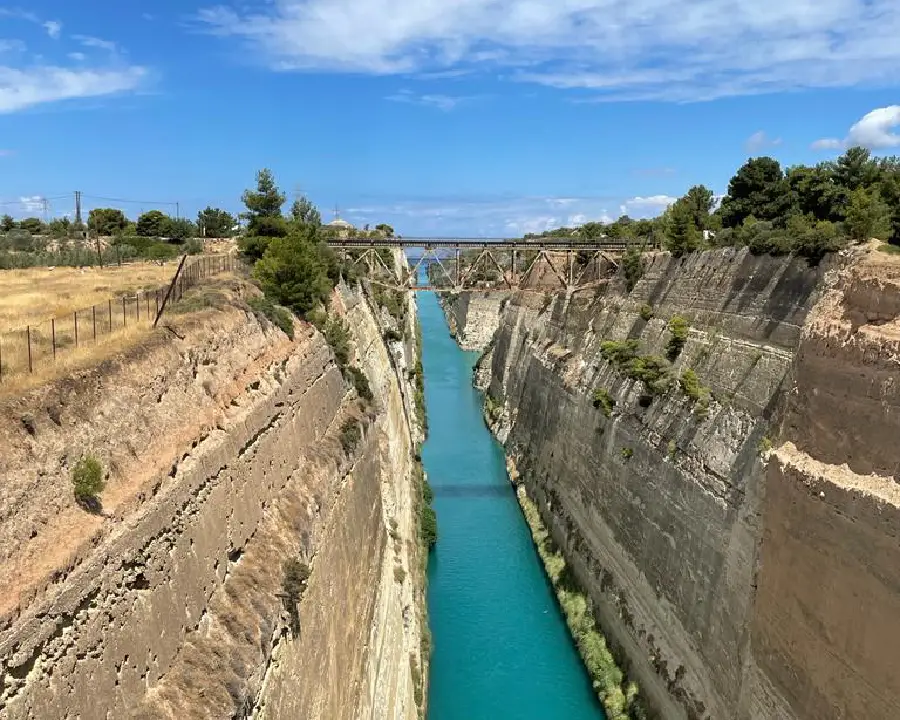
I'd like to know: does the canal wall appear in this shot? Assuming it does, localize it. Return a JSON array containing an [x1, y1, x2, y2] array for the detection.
[[440, 291, 510, 352], [450, 246, 900, 720], [0, 270, 426, 719]]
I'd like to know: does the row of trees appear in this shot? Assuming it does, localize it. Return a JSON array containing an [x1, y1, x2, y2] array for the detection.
[[532, 147, 900, 261], [0, 206, 238, 242]]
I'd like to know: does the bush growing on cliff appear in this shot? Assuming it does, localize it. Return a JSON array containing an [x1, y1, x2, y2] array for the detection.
[[600, 339, 640, 367], [420, 505, 437, 548], [339, 419, 363, 453], [666, 316, 689, 361], [679, 369, 711, 415], [622, 246, 643, 292], [592, 387, 615, 417], [72, 455, 104, 509], [639, 304, 654, 321], [345, 365, 373, 403], [281, 558, 310, 636], [625, 355, 671, 396], [247, 295, 295, 339]]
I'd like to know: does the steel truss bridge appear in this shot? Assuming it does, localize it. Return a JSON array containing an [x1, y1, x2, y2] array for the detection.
[[325, 237, 632, 292]]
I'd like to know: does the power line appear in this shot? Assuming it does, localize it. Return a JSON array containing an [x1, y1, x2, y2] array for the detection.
[[81, 194, 179, 207]]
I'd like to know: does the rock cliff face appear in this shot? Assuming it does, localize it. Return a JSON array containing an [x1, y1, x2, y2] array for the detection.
[[0, 273, 425, 719], [441, 291, 509, 351], [453, 246, 900, 720]]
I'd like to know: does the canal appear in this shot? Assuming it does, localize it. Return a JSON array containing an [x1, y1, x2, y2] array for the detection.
[[417, 289, 604, 720]]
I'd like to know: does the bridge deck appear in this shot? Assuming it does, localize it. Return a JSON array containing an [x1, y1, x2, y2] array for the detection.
[[325, 237, 630, 251]]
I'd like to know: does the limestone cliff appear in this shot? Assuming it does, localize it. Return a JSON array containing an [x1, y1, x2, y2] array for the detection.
[[440, 291, 508, 352], [453, 245, 900, 720], [0, 272, 426, 720]]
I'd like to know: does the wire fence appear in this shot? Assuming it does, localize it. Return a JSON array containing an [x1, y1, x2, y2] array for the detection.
[[0, 253, 235, 384]]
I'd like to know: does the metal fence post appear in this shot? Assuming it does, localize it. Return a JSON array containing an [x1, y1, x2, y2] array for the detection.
[[74, 311, 78, 347], [108, 299, 113, 333], [136, 293, 140, 321], [93, 305, 97, 341], [123, 296, 127, 327], [52, 318, 56, 359], [27, 326, 33, 373]]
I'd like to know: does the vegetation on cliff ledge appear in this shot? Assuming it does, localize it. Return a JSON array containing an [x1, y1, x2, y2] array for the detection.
[[518, 491, 648, 720]]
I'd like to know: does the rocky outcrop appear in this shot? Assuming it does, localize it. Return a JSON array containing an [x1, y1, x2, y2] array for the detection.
[[462, 245, 900, 720], [440, 292, 508, 352], [0, 272, 425, 720]]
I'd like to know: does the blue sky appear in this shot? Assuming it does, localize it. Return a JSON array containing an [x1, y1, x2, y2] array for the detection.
[[0, 1, 898, 236]]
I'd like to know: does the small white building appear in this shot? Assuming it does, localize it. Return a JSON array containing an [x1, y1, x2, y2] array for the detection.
[[326, 218, 355, 239]]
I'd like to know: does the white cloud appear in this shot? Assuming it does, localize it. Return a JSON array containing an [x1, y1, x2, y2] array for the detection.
[[811, 137, 844, 150], [386, 89, 467, 111], [812, 105, 900, 151], [339, 195, 656, 236], [196, 0, 900, 101], [72, 35, 119, 54], [620, 195, 677, 217], [43, 21, 62, 40], [68, 52, 86, 62], [744, 130, 782, 153], [0, 66, 147, 113]]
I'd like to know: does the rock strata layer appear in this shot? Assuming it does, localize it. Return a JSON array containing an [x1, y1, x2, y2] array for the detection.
[[0, 273, 425, 720], [449, 246, 900, 720]]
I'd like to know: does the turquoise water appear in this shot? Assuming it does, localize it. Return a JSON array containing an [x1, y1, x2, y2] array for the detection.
[[417, 290, 604, 720]]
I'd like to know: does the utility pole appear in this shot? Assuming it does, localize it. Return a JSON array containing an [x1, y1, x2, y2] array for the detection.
[[74, 190, 82, 227], [176, 202, 180, 220]]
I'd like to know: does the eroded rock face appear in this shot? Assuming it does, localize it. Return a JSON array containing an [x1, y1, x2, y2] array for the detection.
[[0, 280, 424, 720], [465, 246, 900, 720], [441, 292, 508, 352]]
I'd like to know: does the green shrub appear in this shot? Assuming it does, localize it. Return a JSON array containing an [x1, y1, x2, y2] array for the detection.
[[680, 369, 711, 416], [323, 316, 352, 368], [422, 479, 434, 506], [339, 419, 362, 453], [625, 355, 671, 395], [600, 339, 640, 367], [591, 387, 615, 417], [639, 304, 653, 321], [248, 295, 295, 339], [281, 558, 309, 636], [72, 455, 105, 504], [420, 506, 437, 548], [252, 229, 334, 316], [622, 246, 643, 292], [621, 447, 634, 460], [345, 365, 373, 402], [878, 243, 900, 255], [666, 316, 689, 361]]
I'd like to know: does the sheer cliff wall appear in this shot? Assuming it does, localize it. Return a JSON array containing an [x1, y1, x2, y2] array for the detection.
[[0, 273, 425, 720], [450, 246, 900, 720]]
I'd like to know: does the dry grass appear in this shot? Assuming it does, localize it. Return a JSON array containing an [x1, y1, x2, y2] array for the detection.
[[0, 261, 180, 332], [0, 261, 236, 394]]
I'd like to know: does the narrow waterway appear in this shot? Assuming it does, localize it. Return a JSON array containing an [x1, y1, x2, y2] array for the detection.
[[417, 290, 604, 720]]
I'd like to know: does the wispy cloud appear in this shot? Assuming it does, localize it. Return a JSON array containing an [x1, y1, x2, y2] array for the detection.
[[196, 0, 900, 102], [43, 21, 62, 40], [339, 194, 670, 236], [72, 35, 119, 54], [744, 130, 782, 154], [0, 149, 14, 157], [620, 195, 677, 216], [813, 106, 900, 151], [0, 66, 148, 113], [386, 89, 469, 111], [0, 16, 147, 114]]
